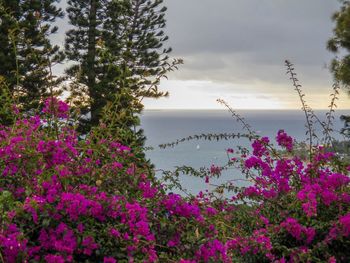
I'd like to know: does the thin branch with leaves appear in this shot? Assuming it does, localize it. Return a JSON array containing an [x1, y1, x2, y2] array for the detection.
[[217, 99, 255, 137]]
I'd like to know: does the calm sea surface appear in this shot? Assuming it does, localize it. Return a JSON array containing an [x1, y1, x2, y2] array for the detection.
[[140, 110, 349, 194]]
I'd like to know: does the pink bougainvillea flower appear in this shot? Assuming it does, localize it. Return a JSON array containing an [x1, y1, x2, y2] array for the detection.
[[42, 97, 69, 119]]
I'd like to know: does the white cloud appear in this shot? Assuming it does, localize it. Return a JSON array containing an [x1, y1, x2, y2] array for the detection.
[[143, 79, 350, 110]]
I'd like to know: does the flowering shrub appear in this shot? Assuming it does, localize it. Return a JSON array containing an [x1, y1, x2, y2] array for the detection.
[[0, 98, 349, 262]]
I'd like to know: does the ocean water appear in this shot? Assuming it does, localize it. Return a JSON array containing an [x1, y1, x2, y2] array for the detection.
[[140, 110, 349, 194]]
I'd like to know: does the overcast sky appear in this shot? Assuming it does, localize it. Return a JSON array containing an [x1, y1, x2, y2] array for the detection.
[[55, 0, 350, 109]]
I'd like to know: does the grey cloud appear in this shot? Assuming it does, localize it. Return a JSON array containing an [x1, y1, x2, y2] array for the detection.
[[164, 0, 338, 56], [169, 52, 333, 90], [163, 0, 340, 89]]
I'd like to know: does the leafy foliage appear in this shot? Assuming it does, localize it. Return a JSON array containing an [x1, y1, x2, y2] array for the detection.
[[99, 87, 149, 163], [328, 0, 350, 89], [0, 77, 16, 126]]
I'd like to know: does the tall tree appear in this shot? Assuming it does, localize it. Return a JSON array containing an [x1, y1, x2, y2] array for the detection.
[[65, 0, 106, 128], [0, 0, 64, 111], [65, 0, 178, 132], [101, 0, 181, 154], [328, 0, 350, 89]]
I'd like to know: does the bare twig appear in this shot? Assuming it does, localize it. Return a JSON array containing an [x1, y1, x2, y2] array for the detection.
[[324, 80, 340, 146], [285, 60, 315, 161]]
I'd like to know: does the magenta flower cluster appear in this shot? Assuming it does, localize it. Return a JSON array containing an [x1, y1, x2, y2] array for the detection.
[[42, 97, 69, 119], [276, 129, 293, 151]]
